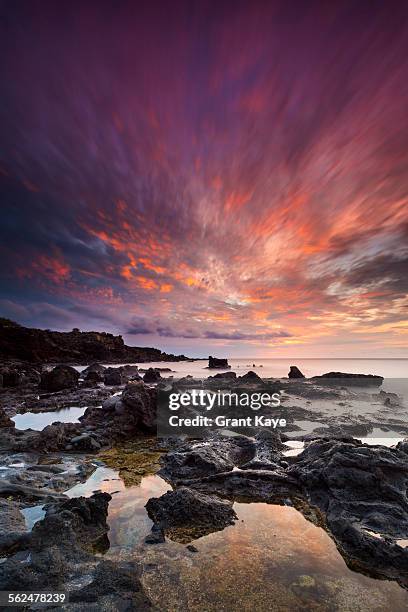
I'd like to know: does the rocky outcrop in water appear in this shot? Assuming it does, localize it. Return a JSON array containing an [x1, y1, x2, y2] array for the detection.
[[208, 356, 230, 368], [312, 372, 384, 385], [146, 486, 237, 543], [288, 366, 305, 378]]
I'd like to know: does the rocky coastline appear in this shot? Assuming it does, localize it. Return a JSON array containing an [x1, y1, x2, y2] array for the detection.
[[0, 337, 407, 608]]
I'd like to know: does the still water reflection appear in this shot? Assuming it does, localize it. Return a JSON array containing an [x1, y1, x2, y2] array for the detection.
[[65, 466, 408, 611]]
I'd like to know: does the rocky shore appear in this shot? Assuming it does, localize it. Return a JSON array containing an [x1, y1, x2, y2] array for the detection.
[[0, 352, 407, 608], [0, 318, 190, 365]]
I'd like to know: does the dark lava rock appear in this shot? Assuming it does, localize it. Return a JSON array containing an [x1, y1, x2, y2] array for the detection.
[[68, 559, 152, 609], [0, 318, 187, 364], [80, 381, 157, 442], [0, 406, 14, 428], [144, 523, 165, 545], [146, 487, 237, 543], [288, 439, 408, 585], [121, 381, 157, 428], [1, 368, 26, 387], [159, 434, 255, 483], [208, 356, 230, 369], [103, 367, 124, 386], [70, 432, 101, 451], [143, 368, 162, 383], [31, 492, 112, 554], [85, 370, 104, 383], [288, 366, 305, 379], [82, 363, 106, 377], [0, 483, 153, 608], [241, 430, 286, 470], [33, 422, 82, 452], [312, 372, 384, 385], [40, 365, 80, 392], [237, 370, 263, 383], [209, 371, 237, 380]]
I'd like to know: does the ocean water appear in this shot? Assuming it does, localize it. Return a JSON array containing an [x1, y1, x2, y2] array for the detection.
[[88, 358, 407, 379], [77, 358, 408, 404]]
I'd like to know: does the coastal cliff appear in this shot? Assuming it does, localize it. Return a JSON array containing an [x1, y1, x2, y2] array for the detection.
[[0, 318, 188, 364]]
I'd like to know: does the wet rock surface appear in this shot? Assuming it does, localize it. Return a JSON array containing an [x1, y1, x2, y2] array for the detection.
[[0, 486, 153, 609], [159, 434, 254, 483], [162, 433, 408, 588], [0, 356, 407, 604], [146, 486, 237, 543]]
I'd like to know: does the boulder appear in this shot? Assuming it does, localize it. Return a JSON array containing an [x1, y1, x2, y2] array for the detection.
[[241, 430, 286, 470], [143, 368, 162, 383], [33, 422, 82, 452], [209, 371, 237, 380], [103, 367, 123, 386], [82, 363, 106, 377], [208, 356, 230, 369], [70, 432, 101, 451], [121, 381, 157, 428], [80, 382, 157, 441], [40, 365, 79, 392], [31, 492, 112, 554], [288, 366, 305, 379], [85, 370, 104, 383], [237, 370, 263, 383], [145, 487, 237, 543]]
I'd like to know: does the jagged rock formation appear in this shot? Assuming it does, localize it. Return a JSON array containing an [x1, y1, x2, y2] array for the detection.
[[208, 356, 230, 368], [288, 365, 305, 378]]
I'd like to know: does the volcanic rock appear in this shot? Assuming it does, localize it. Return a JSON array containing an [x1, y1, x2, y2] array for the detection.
[[208, 356, 230, 368], [0, 406, 14, 428], [0, 318, 188, 364], [312, 372, 384, 385], [145, 487, 237, 543], [143, 368, 162, 383], [103, 367, 123, 386], [159, 434, 254, 482], [82, 363, 106, 377], [40, 365, 80, 392], [237, 370, 263, 383], [288, 366, 305, 379], [209, 371, 237, 380], [1, 368, 25, 387]]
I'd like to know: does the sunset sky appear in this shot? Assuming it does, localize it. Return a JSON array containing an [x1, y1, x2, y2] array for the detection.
[[1, 0, 407, 357]]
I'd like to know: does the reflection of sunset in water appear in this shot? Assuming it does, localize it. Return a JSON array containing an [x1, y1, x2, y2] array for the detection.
[[70, 467, 408, 610], [141, 501, 408, 611], [106, 474, 170, 554]]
